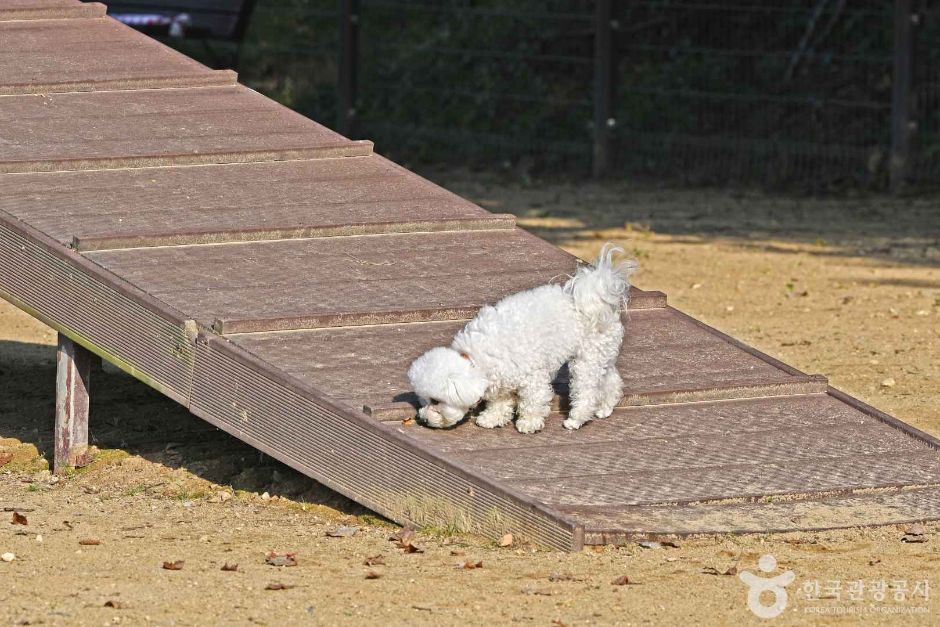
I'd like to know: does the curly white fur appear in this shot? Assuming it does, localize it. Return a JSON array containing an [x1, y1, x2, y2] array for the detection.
[[407, 244, 638, 433]]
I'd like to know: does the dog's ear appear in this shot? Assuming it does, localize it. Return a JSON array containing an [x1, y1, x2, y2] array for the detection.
[[447, 371, 486, 407]]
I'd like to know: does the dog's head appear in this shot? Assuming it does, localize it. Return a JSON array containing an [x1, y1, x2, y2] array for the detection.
[[407, 347, 487, 428]]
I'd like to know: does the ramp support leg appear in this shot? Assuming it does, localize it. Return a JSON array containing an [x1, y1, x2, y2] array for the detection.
[[54, 334, 93, 474]]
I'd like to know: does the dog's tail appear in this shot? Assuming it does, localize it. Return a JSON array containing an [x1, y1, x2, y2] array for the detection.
[[563, 243, 638, 325]]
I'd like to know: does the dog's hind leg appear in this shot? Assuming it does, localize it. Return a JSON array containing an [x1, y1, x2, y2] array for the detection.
[[515, 377, 553, 434], [594, 367, 623, 419], [563, 355, 603, 430], [475, 393, 515, 429]]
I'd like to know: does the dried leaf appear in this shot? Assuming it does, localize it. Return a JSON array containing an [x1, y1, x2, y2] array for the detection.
[[661, 540, 681, 548], [401, 418, 415, 426], [0, 452, 12, 467], [456, 560, 483, 570], [551, 620, 568, 627], [162, 560, 184, 571], [78, 538, 100, 546], [266, 552, 298, 567], [390, 527, 423, 553], [449, 550, 465, 557], [221, 562, 239, 572], [364, 570, 382, 580], [363, 555, 385, 566], [390, 526, 415, 544], [265, 582, 295, 591], [326, 525, 359, 538], [611, 575, 634, 586], [498, 533, 514, 547], [11, 512, 27, 526], [103, 600, 127, 609], [702, 565, 737, 576], [401, 541, 424, 554]]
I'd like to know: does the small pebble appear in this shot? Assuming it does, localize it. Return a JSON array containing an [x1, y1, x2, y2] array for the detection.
[[1, 552, 14, 562], [881, 377, 896, 388]]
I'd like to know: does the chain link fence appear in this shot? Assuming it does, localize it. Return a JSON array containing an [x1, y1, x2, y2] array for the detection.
[[101, 1, 937, 190]]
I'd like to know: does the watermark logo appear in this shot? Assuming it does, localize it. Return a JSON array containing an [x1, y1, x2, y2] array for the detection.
[[739, 554, 796, 619]]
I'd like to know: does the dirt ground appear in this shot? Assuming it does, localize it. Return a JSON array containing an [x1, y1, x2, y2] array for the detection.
[[1, 173, 939, 626]]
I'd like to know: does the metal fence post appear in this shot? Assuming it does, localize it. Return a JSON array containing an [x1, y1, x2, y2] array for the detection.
[[593, 0, 613, 178], [890, 0, 916, 191], [337, 0, 360, 138]]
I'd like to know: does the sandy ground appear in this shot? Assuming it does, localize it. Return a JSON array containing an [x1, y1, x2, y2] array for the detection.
[[1, 174, 939, 626]]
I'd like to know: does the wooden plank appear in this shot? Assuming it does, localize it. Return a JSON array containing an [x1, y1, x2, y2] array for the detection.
[[54, 333, 93, 473], [0, 18, 236, 94], [0, 86, 372, 173], [87, 229, 583, 331], [506, 450, 940, 507], [229, 308, 817, 420], [568, 487, 940, 541], [451, 418, 931, 481], [0, 0, 105, 21], [391, 394, 874, 454], [0, 157, 514, 249]]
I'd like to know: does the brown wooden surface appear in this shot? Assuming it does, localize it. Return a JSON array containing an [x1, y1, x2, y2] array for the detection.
[[389, 394, 873, 453], [506, 450, 940, 507], [230, 308, 814, 417], [0, 18, 235, 94], [0, 86, 371, 173], [573, 487, 940, 540], [0, 0, 104, 20], [0, 157, 511, 248], [88, 229, 582, 330]]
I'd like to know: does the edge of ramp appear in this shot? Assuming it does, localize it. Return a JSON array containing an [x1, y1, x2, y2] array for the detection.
[[0, 209, 195, 403], [188, 332, 584, 551]]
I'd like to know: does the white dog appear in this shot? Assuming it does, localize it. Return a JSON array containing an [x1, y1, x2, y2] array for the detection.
[[407, 244, 637, 433]]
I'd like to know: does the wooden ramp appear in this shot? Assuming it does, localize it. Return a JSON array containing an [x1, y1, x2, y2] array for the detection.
[[2, 1, 940, 550]]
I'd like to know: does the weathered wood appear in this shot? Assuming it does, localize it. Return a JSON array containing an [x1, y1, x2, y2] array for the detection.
[[0, 86, 371, 174], [54, 334, 93, 474], [231, 308, 818, 419], [0, 157, 503, 249], [0, 0, 105, 21], [0, 18, 235, 95], [87, 229, 580, 331]]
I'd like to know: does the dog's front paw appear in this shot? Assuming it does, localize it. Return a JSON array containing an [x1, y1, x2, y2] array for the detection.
[[563, 417, 585, 430], [475, 412, 509, 429], [515, 415, 545, 434], [594, 406, 614, 419]]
